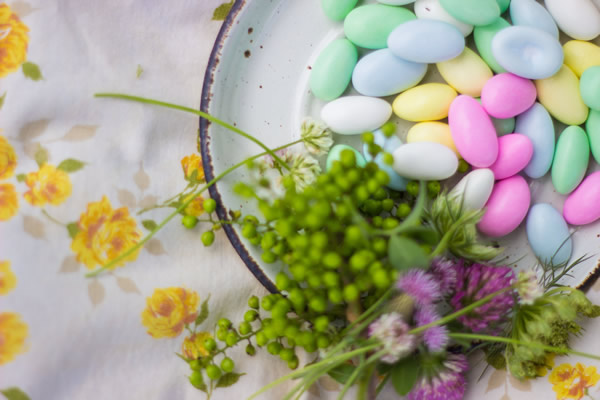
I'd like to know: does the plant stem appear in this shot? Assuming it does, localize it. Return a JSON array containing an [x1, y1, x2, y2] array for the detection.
[[41, 209, 65, 226], [94, 93, 290, 170]]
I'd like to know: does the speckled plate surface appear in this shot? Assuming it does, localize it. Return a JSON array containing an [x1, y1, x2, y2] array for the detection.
[[200, 0, 600, 292]]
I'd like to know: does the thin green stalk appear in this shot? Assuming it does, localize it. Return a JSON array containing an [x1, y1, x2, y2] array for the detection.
[[41, 209, 65, 226], [343, 288, 394, 335], [337, 351, 386, 400], [94, 93, 290, 169], [85, 140, 302, 278]]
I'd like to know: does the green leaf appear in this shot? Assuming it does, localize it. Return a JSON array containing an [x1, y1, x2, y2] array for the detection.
[[67, 222, 80, 238], [0, 92, 7, 110], [189, 168, 199, 183], [212, 1, 234, 21], [22, 61, 43, 81], [57, 158, 86, 173], [1, 387, 31, 400], [34, 145, 48, 167], [194, 295, 210, 326], [216, 372, 245, 388], [391, 356, 420, 396], [16, 173, 26, 183], [388, 235, 429, 271], [403, 226, 441, 246], [327, 364, 356, 384], [142, 219, 158, 231]]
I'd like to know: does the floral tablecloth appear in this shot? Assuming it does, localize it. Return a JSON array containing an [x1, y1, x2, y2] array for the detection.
[[2, 1, 600, 399]]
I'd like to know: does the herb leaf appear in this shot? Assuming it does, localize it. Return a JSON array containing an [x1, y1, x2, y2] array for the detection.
[[388, 235, 429, 271], [391, 356, 420, 396]]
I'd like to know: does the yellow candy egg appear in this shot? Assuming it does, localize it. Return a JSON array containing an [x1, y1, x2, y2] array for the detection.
[[563, 40, 600, 77], [392, 83, 457, 122], [535, 64, 589, 126], [406, 121, 460, 157], [436, 48, 493, 97]]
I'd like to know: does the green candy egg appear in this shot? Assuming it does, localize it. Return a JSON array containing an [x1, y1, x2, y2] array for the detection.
[[496, 0, 510, 13], [474, 17, 510, 73], [326, 144, 366, 172], [585, 109, 600, 165], [580, 66, 600, 111], [344, 4, 416, 49], [439, 0, 500, 26], [310, 39, 358, 101], [321, 0, 358, 21], [552, 126, 590, 195]]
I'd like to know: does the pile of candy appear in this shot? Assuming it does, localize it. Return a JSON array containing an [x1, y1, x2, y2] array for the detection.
[[311, 0, 600, 268]]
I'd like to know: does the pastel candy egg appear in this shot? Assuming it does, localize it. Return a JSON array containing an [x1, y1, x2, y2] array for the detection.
[[564, 171, 600, 225], [477, 175, 531, 237], [321, 0, 359, 21], [544, 0, 600, 41], [388, 19, 465, 63], [448, 95, 498, 167], [406, 122, 459, 156], [535, 65, 589, 126], [414, 0, 473, 37], [352, 49, 427, 97], [326, 144, 366, 171], [563, 40, 600, 77], [362, 130, 407, 191], [509, 0, 559, 38], [487, 134, 534, 180], [392, 142, 458, 180], [515, 102, 555, 179], [437, 48, 493, 97], [439, 0, 500, 26], [344, 5, 416, 49], [474, 97, 515, 136], [481, 73, 536, 119], [321, 96, 392, 135], [551, 126, 590, 195], [449, 168, 495, 210], [377, 0, 416, 4], [586, 109, 600, 164], [526, 203, 572, 266], [580, 66, 600, 111], [473, 17, 510, 74], [496, 0, 510, 12], [492, 26, 563, 80], [310, 39, 358, 101], [392, 83, 457, 122]]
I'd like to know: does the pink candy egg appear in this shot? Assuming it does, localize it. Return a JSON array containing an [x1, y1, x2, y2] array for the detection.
[[478, 175, 531, 237], [481, 73, 537, 118], [488, 134, 533, 179], [563, 171, 600, 225], [448, 95, 499, 167]]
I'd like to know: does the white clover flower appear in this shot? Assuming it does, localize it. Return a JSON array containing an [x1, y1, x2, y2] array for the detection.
[[517, 270, 544, 305], [289, 152, 321, 191], [300, 118, 333, 156], [368, 312, 416, 364]]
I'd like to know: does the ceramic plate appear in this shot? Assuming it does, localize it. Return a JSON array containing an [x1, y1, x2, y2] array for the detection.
[[200, 0, 600, 293]]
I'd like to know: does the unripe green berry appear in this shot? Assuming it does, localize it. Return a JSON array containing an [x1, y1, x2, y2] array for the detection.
[[288, 356, 299, 370], [189, 359, 202, 371], [221, 357, 235, 373], [279, 348, 296, 362], [373, 269, 391, 289], [317, 335, 331, 349], [246, 344, 256, 355], [323, 271, 340, 288], [340, 149, 357, 168], [323, 252, 342, 269], [206, 365, 221, 380], [309, 296, 327, 313], [216, 328, 227, 341], [201, 231, 216, 246], [189, 371, 205, 389], [261, 296, 274, 311], [458, 159, 470, 173], [362, 131, 375, 144], [204, 338, 217, 351], [182, 215, 198, 229], [267, 341, 283, 355], [427, 181, 441, 197], [255, 331, 268, 347], [382, 198, 394, 212], [242, 223, 257, 239], [328, 288, 344, 304], [314, 315, 329, 332], [218, 318, 231, 329], [406, 181, 420, 197], [226, 332, 239, 346], [275, 272, 291, 291], [382, 152, 394, 166], [261, 251, 277, 264], [343, 284, 359, 302], [248, 296, 259, 309], [375, 170, 390, 185], [239, 321, 252, 335], [203, 198, 217, 213], [396, 203, 411, 218], [244, 309, 258, 322], [381, 122, 396, 137]]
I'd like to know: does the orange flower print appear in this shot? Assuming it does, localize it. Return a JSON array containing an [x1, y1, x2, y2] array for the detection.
[[24, 164, 72, 206], [182, 331, 213, 359], [0, 312, 28, 365], [0, 4, 29, 78], [0, 183, 18, 221], [71, 196, 142, 270], [0, 260, 16, 295], [549, 362, 600, 400], [181, 154, 205, 182], [183, 193, 204, 217], [141, 287, 199, 338], [0, 135, 16, 180]]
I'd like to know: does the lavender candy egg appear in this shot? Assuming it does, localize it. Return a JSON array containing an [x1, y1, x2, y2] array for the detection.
[[478, 175, 531, 237], [481, 73, 537, 119], [564, 171, 600, 225], [488, 134, 534, 180], [514, 102, 555, 179], [527, 203, 572, 266]]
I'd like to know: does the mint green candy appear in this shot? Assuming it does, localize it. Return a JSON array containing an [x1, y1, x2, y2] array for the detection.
[[326, 144, 366, 172], [496, 0, 510, 13], [440, 0, 500, 26], [321, 0, 358, 21], [310, 39, 357, 101], [474, 17, 510, 73], [585, 109, 600, 164], [580, 66, 600, 111], [552, 126, 590, 195], [344, 5, 416, 49]]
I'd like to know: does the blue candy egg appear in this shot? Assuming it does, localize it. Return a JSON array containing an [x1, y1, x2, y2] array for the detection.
[[352, 49, 427, 97], [363, 130, 407, 191], [492, 26, 563, 79], [387, 19, 465, 63], [509, 0, 559, 38], [514, 102, 555, 179], [526, 203, 572, 266]]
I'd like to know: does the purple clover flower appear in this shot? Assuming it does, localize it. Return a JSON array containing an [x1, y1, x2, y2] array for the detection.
[[414, 306, 449, 353], [407, 354, 469, 400], [368, 312, 416, 364], [429, 258, 458, 297], [396, 269, 441, 307]]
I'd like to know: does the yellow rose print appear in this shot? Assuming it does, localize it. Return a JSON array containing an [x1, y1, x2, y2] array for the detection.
[[182, 331, 213, 359], [141, 287, 199, 338], [24, 164, 72, 206], [0, 183, 18, 221], [549, 362, 600, 400], [0, 260, 16, 295], [0, 136, 17, 180], [183, 193, 204, 217], [181, 154, 205, 182], [0, 4, 29, 78], [71, 196, 142, 270], [0, 312, 28, 365]]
